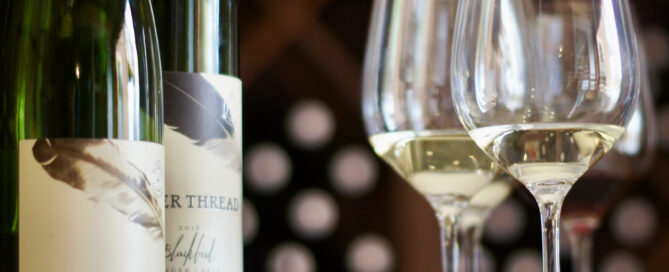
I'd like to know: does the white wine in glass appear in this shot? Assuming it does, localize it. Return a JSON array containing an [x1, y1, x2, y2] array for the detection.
[[369, 130, 498, 215], [470, 123, 624, 200]]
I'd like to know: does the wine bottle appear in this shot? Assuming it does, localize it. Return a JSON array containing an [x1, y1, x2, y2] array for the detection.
[[0, 0, 164, 271], [154, 1, 243, 271]]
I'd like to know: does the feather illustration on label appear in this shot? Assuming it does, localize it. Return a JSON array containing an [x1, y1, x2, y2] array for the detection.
[[163, 73, 243, 271], [31, 138, 165, 239], [164, 73, 241, 172]]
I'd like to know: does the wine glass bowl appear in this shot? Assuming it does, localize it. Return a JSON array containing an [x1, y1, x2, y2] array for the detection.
[[451, 0, 640, 193], [451, 0, 640, 271], [364, 0, 493, 212]]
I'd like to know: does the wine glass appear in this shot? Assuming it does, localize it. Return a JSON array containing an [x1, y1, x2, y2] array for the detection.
[[450, 0, 640, 271], [561, 47, 656, 272], [363, 0, 503, 271], [458, 174, 516, 272]]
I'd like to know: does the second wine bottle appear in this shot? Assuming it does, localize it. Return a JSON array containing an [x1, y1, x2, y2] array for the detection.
[[153, 1, 243, 271]]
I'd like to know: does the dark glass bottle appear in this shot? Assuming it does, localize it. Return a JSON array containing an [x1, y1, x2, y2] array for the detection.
[[154, 1, 243, 271], [0, 0, 164, 270]]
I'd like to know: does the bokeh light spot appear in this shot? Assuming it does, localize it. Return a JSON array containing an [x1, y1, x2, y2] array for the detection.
[[329, 146, 379, 197], [286, 100, 336, 149], [245, 143, 292, 194], [267, 243, 316, 272], [289, 189, 339, 239], [346, 234, 395, 272], [243, 200, 259, 244]]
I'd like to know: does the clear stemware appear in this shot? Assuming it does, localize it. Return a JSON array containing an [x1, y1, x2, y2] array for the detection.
[[362, 0, 506, 271], [450, 0, 640, 271]]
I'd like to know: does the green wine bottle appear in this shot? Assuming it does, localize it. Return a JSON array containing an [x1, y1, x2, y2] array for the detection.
[[154, 1, 243, 271], [0, 0, 164, 271]]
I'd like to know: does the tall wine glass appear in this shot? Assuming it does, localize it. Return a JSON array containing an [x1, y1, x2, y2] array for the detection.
[[363, 0, 501, 271], [561, 48, 656, 272], [450, 0, 640, 271], [458, 174, 516, 272]]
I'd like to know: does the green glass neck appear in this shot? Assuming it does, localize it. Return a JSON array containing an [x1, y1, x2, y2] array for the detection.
[[155, 0, 239, 76]]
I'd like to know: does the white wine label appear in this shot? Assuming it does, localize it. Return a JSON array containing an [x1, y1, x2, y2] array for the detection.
[[163, 72, 243, 272], [19, 139, 165, 272]]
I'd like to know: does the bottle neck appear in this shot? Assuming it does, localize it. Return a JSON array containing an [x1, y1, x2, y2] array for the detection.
[[158, 0, 238, 76]]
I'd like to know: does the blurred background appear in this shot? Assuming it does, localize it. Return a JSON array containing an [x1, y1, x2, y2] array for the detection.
[[239, 0, 669, 271]]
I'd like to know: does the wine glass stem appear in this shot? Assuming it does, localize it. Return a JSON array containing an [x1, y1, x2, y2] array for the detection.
[[569, 231, 594, 272], [538, 199, 564, 272], [438, 215, 460, 272], [461, 223, 484, 272]]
